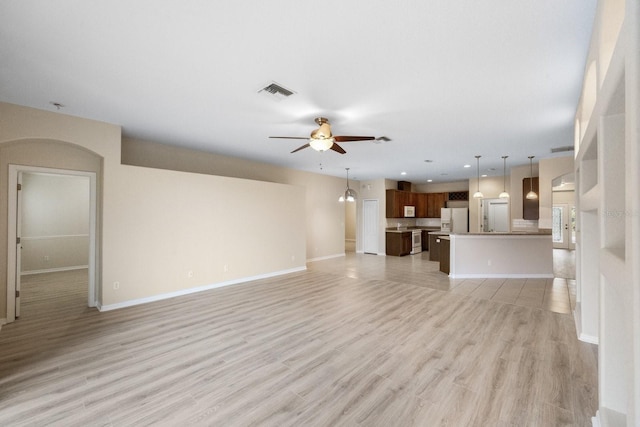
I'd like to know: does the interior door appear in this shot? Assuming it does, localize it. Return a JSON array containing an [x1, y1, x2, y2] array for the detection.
[[15, 172, 23, 317], [363, 199, 378, 254], [552, 204, 572, 249], [488, 202, 509, 232]]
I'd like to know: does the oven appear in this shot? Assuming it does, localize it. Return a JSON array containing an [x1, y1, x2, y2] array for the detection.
[[411, 230, 422, 254]]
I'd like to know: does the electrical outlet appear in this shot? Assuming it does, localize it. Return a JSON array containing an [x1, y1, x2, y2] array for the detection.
[[113, 281, 120, 290], [187, 271, 194, 278], [487, 259, 492, 266], [291, 255, 295, 261], [44, 255, 49, 262], [223, 265, 228, 272]]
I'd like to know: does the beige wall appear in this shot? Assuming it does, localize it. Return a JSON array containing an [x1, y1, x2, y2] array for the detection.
[[121, 137, 347, 261], [21, 173, 90, 273], [0, 102, 330, 319], [539, 156, 574, 229]]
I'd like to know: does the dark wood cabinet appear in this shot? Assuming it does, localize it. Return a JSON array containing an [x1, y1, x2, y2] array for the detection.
[[386, 232, 412, 256], [386, 190, 448, 218], [429, 234, 443, 261], [415, 193, 428, 218], [439, 237, 450, 274], [426, 192, 447, 218], [522, 177, 540, 220], [422, 230, 430, 251], [385, 190, 414, 218]]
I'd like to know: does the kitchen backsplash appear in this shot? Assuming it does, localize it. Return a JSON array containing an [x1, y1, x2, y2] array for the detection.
[[512, 219, 539, 231], [386, 218, 442, 228]]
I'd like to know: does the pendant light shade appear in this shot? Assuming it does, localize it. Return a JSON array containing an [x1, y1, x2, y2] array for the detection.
[[339, 168, 357, 202], [499, 155, 510, 198], [526, 156, 538, 200], [473, 155, 484, 198]]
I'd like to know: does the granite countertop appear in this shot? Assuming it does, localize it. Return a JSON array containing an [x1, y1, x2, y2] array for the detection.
[[386, 226, 441, 234], [450, 231, 552, 236]]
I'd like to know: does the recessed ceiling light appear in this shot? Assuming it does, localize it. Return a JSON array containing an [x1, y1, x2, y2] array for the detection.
[[464, 164, 471, 168], [427, 179, 433, 182], [401, 171, 407, 176], [481, 174, 488, 177]]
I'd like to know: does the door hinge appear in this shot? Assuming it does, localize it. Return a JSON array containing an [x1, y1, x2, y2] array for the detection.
[[17, 183, 22, 191], [16, 237, 21, 244], [15, 290, 20, 298]]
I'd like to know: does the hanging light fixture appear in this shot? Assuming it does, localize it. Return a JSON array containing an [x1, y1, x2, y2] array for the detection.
[[473, 155, 484, 198], [526, 155, 538, 200], [499, 155, 510, 198], [338, 167, 357, 202]]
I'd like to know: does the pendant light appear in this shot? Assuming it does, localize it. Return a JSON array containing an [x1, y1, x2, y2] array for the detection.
[[526, 155, 538, 200], [499, 155, 510, 198], [338, 167, 357, 202], [473, 155, 484, 198]]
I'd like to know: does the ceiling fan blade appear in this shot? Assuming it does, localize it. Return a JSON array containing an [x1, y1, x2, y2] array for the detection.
[[269, 136, 309, 140], [291, 143, 311, 153], [330, 143, 346, 154], [333, 136, 376, 142]]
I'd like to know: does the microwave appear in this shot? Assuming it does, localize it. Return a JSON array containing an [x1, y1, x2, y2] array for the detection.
[[404, 206, 415, 217]]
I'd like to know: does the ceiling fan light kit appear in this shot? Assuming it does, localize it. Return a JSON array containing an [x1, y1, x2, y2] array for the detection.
[[270, 117, 376, 155]]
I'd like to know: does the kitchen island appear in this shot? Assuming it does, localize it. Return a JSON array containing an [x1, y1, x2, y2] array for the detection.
[[447, 232, 553, 278]]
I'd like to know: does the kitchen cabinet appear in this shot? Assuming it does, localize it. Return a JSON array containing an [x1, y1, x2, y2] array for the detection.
[[522, 177, 539, 220], [439, 237, 450, 274], [426, 192, 447, 218], [429, 233, 445, 261], [421, 230, 430, 251], [385, 190, 414, 218], [415, 193, 428, 218], [386, 232, 412, 256]]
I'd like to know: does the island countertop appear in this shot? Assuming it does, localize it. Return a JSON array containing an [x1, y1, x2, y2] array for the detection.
[[447, 232, 553, 278], [450, 231, 551, 236]]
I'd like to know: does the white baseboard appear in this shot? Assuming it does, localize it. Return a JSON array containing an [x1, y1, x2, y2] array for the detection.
[[579, 333, 599, 345], [307, 253, 345, 262], [21, 265, 88, 275], [99, 266, 307, 312], [573, 303, 599, 345], [449, 273, 554, 279], [355, 250, 385, 256], [591, 410, 601, 427]]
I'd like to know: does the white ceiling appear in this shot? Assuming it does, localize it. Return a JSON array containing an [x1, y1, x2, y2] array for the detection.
[[0, 1, 597, 183]]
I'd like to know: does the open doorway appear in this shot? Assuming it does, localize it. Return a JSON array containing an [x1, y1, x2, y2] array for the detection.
[[344, 200, 356, 253], [7, 165, 97, 323], [552, 173, 576, 250], [481, 198, 510, 232]]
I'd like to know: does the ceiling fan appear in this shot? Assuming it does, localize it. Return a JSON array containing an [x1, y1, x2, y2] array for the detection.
[[269, 117, 377, 154]]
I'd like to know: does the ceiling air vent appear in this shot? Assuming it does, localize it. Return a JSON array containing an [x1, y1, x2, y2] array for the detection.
[[551, 145, 574, 154], [258, 82, 296, 101]]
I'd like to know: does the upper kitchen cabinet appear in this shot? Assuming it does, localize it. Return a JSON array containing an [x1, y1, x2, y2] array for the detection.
[[522, 177, 539, 220], [385, 189, 414, 218], [415, 193, 428, 218], [426, 192, 447, 218]]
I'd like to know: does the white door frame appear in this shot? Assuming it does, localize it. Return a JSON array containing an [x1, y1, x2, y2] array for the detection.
[[362, 199, 379, 255], [552, 203, 575, 250], [6, 165, 98, 323]]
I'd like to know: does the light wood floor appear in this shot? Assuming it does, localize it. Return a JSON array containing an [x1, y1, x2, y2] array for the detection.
[[0, 252, 597, 426]]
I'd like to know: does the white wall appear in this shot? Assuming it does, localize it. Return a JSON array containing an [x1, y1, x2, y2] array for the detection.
[[21, 173, 90, 273]]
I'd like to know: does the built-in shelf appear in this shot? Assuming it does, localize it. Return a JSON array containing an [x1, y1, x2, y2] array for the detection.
[[579, 185, 599, 212]]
